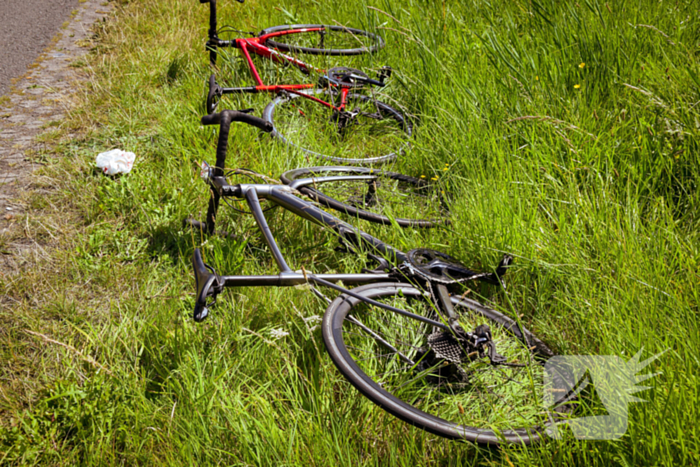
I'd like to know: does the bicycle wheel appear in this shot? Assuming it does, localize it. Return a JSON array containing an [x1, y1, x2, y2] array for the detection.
[[281, 166, 447, 228], [259, 24, 384, 56], [263, 89, 411, 165], [322, 282, 563, 445]]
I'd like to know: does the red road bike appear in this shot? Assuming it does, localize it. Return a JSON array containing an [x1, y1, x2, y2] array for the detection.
[[199, 0, 412, 165]]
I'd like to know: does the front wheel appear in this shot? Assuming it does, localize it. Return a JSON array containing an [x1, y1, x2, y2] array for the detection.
[[259, 24, 384, 56], [263, 89, 412, 165], [281, 166, 448, 228], [322, 282, 563, 445]]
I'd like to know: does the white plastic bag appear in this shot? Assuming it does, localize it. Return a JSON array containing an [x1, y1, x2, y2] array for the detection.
[[96, 149, 136, 175]]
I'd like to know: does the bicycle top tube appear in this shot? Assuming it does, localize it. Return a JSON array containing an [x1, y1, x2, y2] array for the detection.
[[208, 176, 408, 267], [208, 31, 324, 82]]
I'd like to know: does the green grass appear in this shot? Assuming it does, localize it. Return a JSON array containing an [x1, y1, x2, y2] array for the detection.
[[1, 0, 698, 464]]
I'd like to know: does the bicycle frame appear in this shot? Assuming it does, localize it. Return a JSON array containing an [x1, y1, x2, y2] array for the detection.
[[200, 0, 378, 114], [194, 163, 467, 334], [189, 110, 498, 329], [189, 169, 557, 446], [203, 0, 322, 87], [210, 32, 320, 94]]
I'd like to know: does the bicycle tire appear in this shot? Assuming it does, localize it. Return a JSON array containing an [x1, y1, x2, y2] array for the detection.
[[259, 24, 384, 56], [322, 282, 564, 445], [263, 89, 411, 165], [281, 166, 447, 228]]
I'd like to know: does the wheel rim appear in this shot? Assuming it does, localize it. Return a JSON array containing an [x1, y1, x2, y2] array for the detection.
[[263, 25, 384, 56], [284, 167, 448, 226], [265, 89, 411, 165], [324, 283, 559, 445]]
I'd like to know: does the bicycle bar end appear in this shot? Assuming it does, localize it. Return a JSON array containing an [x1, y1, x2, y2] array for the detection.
[[192, 248, 221, 322]]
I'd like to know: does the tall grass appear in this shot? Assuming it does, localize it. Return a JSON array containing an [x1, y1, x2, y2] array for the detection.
[[1, 0, 698, 465]]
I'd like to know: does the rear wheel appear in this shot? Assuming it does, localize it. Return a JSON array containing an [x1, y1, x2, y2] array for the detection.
[[322, 282, 563, 445], [281, 166, 448, 228], [263, 89, 411, 165], [259, 24, 384, 56]]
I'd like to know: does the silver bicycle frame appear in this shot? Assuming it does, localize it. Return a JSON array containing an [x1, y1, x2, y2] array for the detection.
[[197, 174, 449, 330]]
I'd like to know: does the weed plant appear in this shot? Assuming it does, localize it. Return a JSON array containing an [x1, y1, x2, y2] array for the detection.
[[0, 0, 698, 465]]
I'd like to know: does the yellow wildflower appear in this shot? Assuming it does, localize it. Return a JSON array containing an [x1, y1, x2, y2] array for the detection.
[[579, 62, 585, 68], [574, 84, 581, 89], [535, 75, 539, 80]]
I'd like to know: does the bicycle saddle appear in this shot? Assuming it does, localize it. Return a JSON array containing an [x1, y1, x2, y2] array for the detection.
[[319, 67, 384, 88], [404, 248, 513, 285]]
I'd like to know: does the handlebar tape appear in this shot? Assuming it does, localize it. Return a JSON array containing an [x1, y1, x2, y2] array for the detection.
[[201, 110, 272, 131]]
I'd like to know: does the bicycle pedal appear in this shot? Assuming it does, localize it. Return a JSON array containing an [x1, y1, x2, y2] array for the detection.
[[377, 65, 393, 83]]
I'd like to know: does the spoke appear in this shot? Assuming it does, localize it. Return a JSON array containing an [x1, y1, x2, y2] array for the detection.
[[344, 330, 423, 352], [337, 289, 548, 433], [347, 314, 415, 365]]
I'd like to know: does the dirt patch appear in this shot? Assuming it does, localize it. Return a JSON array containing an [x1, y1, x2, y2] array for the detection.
[[0, 0, 113, 276]]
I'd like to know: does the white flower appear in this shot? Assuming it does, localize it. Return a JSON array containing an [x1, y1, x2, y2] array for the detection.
[[303, 315, 322, 332], [268, 328, 290, 339]]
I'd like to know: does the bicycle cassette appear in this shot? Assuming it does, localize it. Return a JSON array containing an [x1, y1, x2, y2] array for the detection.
[[403, 249, 512, 285]]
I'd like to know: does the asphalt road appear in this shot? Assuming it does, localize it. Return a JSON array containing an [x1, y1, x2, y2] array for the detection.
[[0, 0, 79, 96]]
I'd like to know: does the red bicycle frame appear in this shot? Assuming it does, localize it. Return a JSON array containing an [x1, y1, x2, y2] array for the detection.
[[210, 29, 355, 112], [202, 0, 358, 113]]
